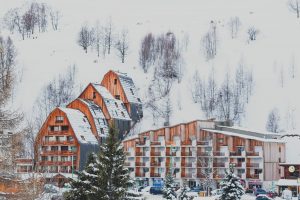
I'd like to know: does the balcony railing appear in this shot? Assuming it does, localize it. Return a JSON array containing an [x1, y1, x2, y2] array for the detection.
[[197, 151, 212, 156], [181, 152, 192, 156], [213, 163, 225, 167], [229, 151, 243, 156], [151, 141, 161, 146], [247, 174, 260, 179], [124, 162, 131, 166], [151, 152, 161, 156], [136, 173, 146, 177], [246, 163, 260, 168], [197, 173, 207, 178], [230, 162, 243, 167], [213, 174, 226, 179], [246, 151, 260, 157], [150, 161, 161, 167], [39, 161, 76, 166], [136, 141, 146, 146], [213, 152, 225, 156], [41, 150, 76, 155], [47, 130, 69, 135], [181, 141, 192, 146], [166, 152, 177, 156], [42, 140, 74, 145], [197, 141, 211, 146], [151, 173, 161, 177], [135, 162, 146, 167], [181, 162, 193, 167], [136, 152, 146, 156], [182, 173, 196, 178]]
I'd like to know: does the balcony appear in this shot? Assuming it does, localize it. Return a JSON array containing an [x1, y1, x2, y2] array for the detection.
[[150, 173, 161, 178], [40, 150, 76, 156], [181, 162, 193, 168], [181, 140, 192, 146], [197, 151, 212, 156], [59, 169, 72, 173], [136, 152, 146, 156], [42, 140, 74, 145], [166, 152, 177, 156], [136, 173, 146, 177], [246, 174, 260, 179], [181, 152, 193, 157], [135, 162, 146, 167], [151, 141, 162, 146], [230, 162, 244, 168], [150, 152, 161, 157], [182, 173, 196, 178], [213, 151, 226, 156], [47, 130, 69, 135], [229, 151, 244, 157], [213, 163, 226, 167], [246, 163, 260, 168], [39, 161, 76, 166], [197, 140, 211, 146], [246, 151, 261, 157], [213, 174, 226, 179], [197, 173, 208, 178], [150, 161, 161, 167]]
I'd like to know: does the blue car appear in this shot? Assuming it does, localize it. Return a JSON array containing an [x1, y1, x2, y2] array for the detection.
[[255, 189, 267, 196], [150, 187, 163, 195]]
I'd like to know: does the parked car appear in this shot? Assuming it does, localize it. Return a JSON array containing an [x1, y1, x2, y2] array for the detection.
[[255, 188, 267, 196], [149, 186, 163, 195], [266, 191, 278, 198], [245, 189, 254, 195], [256, 194, 272, 200]]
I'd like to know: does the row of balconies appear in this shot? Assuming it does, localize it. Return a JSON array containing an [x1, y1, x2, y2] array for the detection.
[[40, 150, 76, 156], [38, 161, 76, 166], [42, 140, 74, 146]]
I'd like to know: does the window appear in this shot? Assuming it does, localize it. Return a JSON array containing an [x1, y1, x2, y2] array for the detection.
[[61, 146, 68, 151], [114, 79, 117, 85], [130, 88, 134, 95], [67, 136, 73, 142], [100, 128, 104, 135], [49, 126, 60, 131], [93, 92, 96, 99], [279, 146, 281, 153], [51, 146, 58, 151], [61, 126, 69, 131], [55, 116, 64, 123], [279, 168, 281, 174], [71, 146, 77, 152], [218, 138, 224, 143], [8, 132, 13, 135], [279, 157, 281, 163], [115, 102, 119, 108], [115, 95, 120, 100]]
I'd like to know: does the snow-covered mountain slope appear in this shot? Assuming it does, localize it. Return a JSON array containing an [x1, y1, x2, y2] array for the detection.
[[1, 0, 300, 136]]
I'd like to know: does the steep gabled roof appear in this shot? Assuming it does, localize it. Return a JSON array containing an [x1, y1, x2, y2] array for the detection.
[[59, 107, 98, 144], [78, 98, 109, 137], [92, 83, 131, 121], [114, 71, 142, 104]]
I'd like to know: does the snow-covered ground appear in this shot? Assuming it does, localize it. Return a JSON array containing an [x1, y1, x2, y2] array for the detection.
[[0, 0, 300, 158]]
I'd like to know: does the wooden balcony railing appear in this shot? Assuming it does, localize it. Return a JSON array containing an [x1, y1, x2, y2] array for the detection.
[[213, 163, 225, 167], [246, 152, 260, 156], [197, 151, 212, 156], [150, 161, 161, 167], [136, 141, 146, 146], [181, 162, 193, 167], [136, 173, 146, 177], [181, 173, 195, 178], [246, 174, 259, 179], [213, 151, 225, 156], [166, 152, 177, 156], [181, 152, 192, 156], [230, 162, 243, 167], [151, 152, 161, 156], [213, 174, 226, 179], [229, 151, 242, 156], [136, 152, 146, 156], [181, 140, 192, 145], [40, 150, 76, 156], [246, 163, 260, 168], [151, 173, 161, 177], [47, 130, 69, 135], [151, 141, 161, 146], [197, 173, 207, 178], [135, 162, 146, 167], [42, 140, 74, 145], [38, 161, 76, 166], [197, 141, 211, 146]]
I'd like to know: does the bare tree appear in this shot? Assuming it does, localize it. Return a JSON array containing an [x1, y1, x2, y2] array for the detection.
[[49, 9, 60, 30], [198, 157, 217, 196], [78, 25, 94, 53], [139, 33, 155, 72], [289, 55, 297, 79], [202, 21, 218, 60], [104, 17, 114, 55], [34, 65, 77, 128], [93, 21, 103, 58], [247, 27, 259, 41], [115, 29, 129, 63], [288, 0, 300, 18], [279, 66, 285, 88], [266, 108, 280, 133], [228, 17, 241, 39]]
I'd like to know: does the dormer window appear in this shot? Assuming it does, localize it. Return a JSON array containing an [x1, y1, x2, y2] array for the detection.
[[115, 95, 120, 100], [93, 92, 96, 99], [55, 116, 64, 123]]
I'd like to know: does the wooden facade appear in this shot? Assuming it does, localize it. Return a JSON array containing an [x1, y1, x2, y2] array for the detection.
[[123, 120, 286, 188]]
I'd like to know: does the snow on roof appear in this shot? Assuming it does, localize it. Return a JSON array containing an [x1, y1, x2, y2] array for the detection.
[[78, 99, 109, 137], [203, 129, 284, 143], [219, 125, 281, 136], [115, 71, 142, 104], [59, 107, 98, 144], [277, 179, 300, 186], [92, 83, 131, 121]]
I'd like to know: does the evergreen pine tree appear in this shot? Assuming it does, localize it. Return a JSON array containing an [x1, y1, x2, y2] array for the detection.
[[162, 168, 177, 200], [178, 182, 192, 200], [64, 125, 131, 200], [219, 166, 244, 200], [97, 124, 131, 200], [65, 153, 99, 200]]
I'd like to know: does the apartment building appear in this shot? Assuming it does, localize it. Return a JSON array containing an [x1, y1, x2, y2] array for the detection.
[[123, 120, 285, 189], [34, 70, 142, 184]]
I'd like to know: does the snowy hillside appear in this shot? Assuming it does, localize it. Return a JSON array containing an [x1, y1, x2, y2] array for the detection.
[[1, 0, 300, 147]]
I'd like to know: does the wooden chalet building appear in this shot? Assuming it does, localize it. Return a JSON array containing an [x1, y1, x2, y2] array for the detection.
[[34, 70, 142, 183], [123, 120, 286, 190], [277, 163, 300, 197], [101, 70, 143, 123]]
